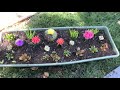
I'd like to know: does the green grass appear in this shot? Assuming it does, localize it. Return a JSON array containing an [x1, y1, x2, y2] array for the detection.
[[0, 12, 120, 78]]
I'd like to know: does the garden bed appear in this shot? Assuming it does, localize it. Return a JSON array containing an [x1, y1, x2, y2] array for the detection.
[[0, 26, 119, 67]]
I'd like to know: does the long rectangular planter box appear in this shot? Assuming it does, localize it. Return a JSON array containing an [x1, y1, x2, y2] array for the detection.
[[0, 26, 119, 67]]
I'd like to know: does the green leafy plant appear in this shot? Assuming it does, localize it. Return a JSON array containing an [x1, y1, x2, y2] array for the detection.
[[90, 28, 99, 34], [6, 53, 14, 60], [4, 33, 15, 41], [25, 29, 35, 39], [69, 29, 79, 39], [89, 46, 98, 53], [64, 50, 71, 57]]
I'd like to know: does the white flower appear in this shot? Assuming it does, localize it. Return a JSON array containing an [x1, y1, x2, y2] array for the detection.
[[44, 45, 50, 51], [69, 40, 75, 46], [99, 36, 104, 40]]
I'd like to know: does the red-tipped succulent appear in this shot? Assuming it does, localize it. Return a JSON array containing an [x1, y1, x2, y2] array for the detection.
[[56, 38, 64, 45], [32, 36, 41, 44]]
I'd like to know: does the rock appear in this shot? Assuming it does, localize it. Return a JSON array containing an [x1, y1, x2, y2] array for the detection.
[[31, 67, 38, 70], [43, 72, 49, 78], [69, 40, 75, 46], [44, 45, 50, 51], [99, 35, 104, 40], [77, 47, 80, 51]]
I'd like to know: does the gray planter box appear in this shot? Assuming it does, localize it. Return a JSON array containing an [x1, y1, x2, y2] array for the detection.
[[0, 26, 119, 67]]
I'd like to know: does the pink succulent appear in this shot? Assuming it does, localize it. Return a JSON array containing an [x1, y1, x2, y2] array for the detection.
[[83, 30, 94, 39]]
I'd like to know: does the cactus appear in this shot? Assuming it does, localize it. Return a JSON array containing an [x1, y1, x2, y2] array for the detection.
[[45, 28, 57, 41]]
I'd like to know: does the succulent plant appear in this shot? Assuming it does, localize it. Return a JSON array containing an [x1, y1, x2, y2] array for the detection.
[[89, 46, 98, 53], [41, 54, 50, 60], [56, 38, 64, 45], [32, 36, 41, 44], [19, 53, 31, 62], [50, 51, 60, 62], [15, 39, 24, 46], [6, 53, 14, 60], [64, 50, 71, 57], [44, 45, 50, 51], [69, 29, 79, 40], [45, 29, 57, 41], [100, 43, 109, 51], [4, 33, 15, 41], [25, 29, 35, 39], [7, 44, 13, 51], [76, 48, 85, 56]]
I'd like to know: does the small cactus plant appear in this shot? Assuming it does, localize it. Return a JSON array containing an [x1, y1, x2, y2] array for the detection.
[[32, 36, 41, 44], [45, 28, 57, 41], [56, 38, 64, 45]]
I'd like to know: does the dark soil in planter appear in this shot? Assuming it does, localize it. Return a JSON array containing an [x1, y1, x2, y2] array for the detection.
[[0, 28, 116, 64]]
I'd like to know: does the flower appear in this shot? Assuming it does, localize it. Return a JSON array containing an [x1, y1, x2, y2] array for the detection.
[[47, 29, 55, 35], [32, 36, 41, 44], [83, 30, 94, 39], [15, 39, 24, 46], [56, 38, 64, 45]]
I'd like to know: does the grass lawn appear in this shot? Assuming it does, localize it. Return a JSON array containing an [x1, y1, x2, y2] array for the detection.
[[0, 12, 120, 78]]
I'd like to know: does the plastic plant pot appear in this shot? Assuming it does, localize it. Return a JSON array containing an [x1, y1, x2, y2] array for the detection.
[[0, 26, 119, 67]]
